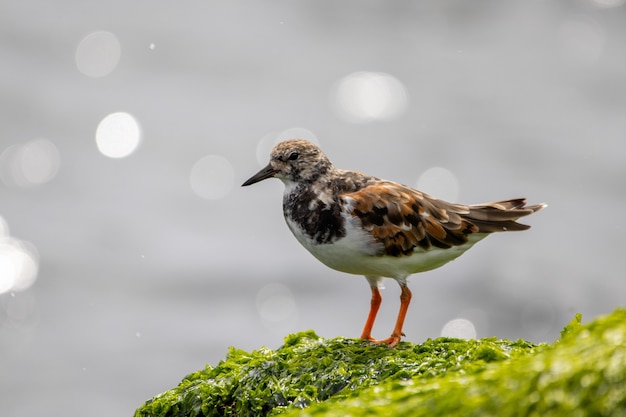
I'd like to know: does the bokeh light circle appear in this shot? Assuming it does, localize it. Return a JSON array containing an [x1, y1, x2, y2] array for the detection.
[[331, 72, 408, 123], [441, 318, 477, 339], [416, 166, 460, 202], [255, 128, 319, 167], [20, 138, 61, 185], [559, 16, 605, 65], [255, 283, 298, 330], [189, 154, 235, 200], [95, 112, 142, 158], [588, 0, 624, 7], [75, 31, 121, 78], [0, 138, 61, 187], [0, 216, 9, 237], [0, 238, 39, 295]]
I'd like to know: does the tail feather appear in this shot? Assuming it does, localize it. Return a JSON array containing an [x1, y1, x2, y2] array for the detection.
[[466, 199, 546, 233]]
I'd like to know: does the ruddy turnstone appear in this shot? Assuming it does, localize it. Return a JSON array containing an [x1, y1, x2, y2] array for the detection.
[[242, 139, 545, 347]]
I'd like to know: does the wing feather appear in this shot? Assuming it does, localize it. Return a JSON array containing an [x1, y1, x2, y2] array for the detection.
[[343, 182, 545, 257]]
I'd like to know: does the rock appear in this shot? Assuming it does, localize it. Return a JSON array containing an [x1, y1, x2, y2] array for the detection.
[[135, 310, 626, 417]]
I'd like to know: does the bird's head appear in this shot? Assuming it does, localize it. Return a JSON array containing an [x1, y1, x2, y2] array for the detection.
[[242, 139, 332, 187]]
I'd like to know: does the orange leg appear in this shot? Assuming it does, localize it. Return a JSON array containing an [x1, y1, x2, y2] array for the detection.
[[360, 286, 382, 341], [361, 284, 412, 348]]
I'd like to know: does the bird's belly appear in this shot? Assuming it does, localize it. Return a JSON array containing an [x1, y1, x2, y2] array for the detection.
[[286, 215, 488, 278], [312, 235, 487, 277]]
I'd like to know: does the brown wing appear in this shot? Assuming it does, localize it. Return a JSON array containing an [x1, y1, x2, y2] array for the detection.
[[343, 182, 545, 257]]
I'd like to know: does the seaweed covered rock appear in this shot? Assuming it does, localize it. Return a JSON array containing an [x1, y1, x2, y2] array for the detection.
[[135, 309, 626, 417]]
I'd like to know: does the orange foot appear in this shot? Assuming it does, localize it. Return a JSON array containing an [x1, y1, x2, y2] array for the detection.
[[362, 333, 404, 348]]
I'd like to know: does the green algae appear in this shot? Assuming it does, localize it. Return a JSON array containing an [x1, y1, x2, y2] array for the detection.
[[135, 309, 626, 417], [294, 311, 626, 417]]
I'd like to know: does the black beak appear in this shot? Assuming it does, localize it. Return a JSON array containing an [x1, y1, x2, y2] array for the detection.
[[241, 163, 277, 186]]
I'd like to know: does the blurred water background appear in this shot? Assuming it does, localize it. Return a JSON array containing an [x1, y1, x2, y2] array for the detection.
[[2, 1, 626, 415]]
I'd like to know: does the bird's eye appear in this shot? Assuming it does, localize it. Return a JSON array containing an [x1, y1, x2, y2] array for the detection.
[[288, 152, 299, 161]]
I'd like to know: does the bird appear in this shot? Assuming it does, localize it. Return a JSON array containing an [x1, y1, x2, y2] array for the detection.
[[242, 139, 545, 347]]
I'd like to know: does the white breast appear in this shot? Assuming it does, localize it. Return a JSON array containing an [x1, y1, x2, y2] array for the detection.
[[285, 211, 488, 279]]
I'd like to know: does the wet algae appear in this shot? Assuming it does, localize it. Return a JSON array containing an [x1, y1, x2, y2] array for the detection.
[[135, 309, 626, 417]]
